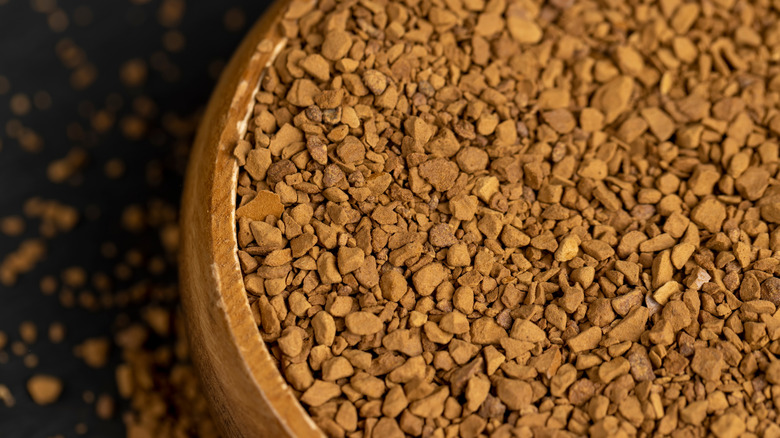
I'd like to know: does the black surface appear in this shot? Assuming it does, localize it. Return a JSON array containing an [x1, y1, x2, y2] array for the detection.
[[0, 1, 272, 436]]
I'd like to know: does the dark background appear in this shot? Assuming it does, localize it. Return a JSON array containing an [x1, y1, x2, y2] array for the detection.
[[0, 0, 271, 436]]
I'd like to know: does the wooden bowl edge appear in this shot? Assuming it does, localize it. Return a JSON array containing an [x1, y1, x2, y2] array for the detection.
[[180, 1, 323, 436]]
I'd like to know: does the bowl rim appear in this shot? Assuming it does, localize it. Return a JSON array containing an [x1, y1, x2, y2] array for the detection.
[[180, 1, 323, 436]]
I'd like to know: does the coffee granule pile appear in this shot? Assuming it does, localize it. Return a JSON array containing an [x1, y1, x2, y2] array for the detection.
[[235, 0, 780, 437]]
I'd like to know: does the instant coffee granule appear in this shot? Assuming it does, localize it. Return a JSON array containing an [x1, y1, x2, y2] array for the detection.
[[235, 0, 780, 437]]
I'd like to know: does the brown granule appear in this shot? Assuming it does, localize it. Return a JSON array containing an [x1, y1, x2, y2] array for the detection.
[[95, 393, 115, 420], [0, 215, 25, 236], [10, 93, 32, 116], [74, 337, 110, 368], [0, 75, 9, 94], [23, 353, 39, 369], [22, 197, 79, 237], [47, 9, 69, 33], [120, 59, 148, 87], [233, 0, 780, 436], [18, 321, 37, 344], [0, 384, 15, 407], [0, 239, 46, 286], [104, 158, 126, 179], [48, 322, 65, 343], [32, 90, 52, 110], [26, 374, 63, 405], [47, 147, 88, 183], [10, 341, 26, 357], [223, 7, 246, 32]]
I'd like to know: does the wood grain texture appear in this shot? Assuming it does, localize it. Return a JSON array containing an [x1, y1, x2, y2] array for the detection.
[[179, 1, 323, 436]]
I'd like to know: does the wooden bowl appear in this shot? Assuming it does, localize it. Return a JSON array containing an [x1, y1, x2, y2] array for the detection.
[[179, 1, 323, 436]]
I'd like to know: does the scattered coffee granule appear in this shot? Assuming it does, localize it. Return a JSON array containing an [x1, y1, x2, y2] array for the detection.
[[223, 7, 246, 32], [26, 374, 63, 406], [95, 393, 115, 420], [23, 353, 38, 369], [82, 389, 96, 404], [234, 0, 780, 436], [74, 337, 110, 368], [120, 58, 148, 88], [0, 1, 260, 435], [0, 215, 25, 237], [18, 321, 37, 344], [48, 322, 66, 343], [74, 422, 89, 435], [10, 340, 27, 357], [114, 308, 220, 438], [104, 158, 126, 179], [0, 239, 46, 286], [0, 75, 9, 94], [47, 147, 88, 183], [22, 197, 79, 238], [0, 384, 15, 407], [32, 90, 52, 111], [9, 93, 32, 116]]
